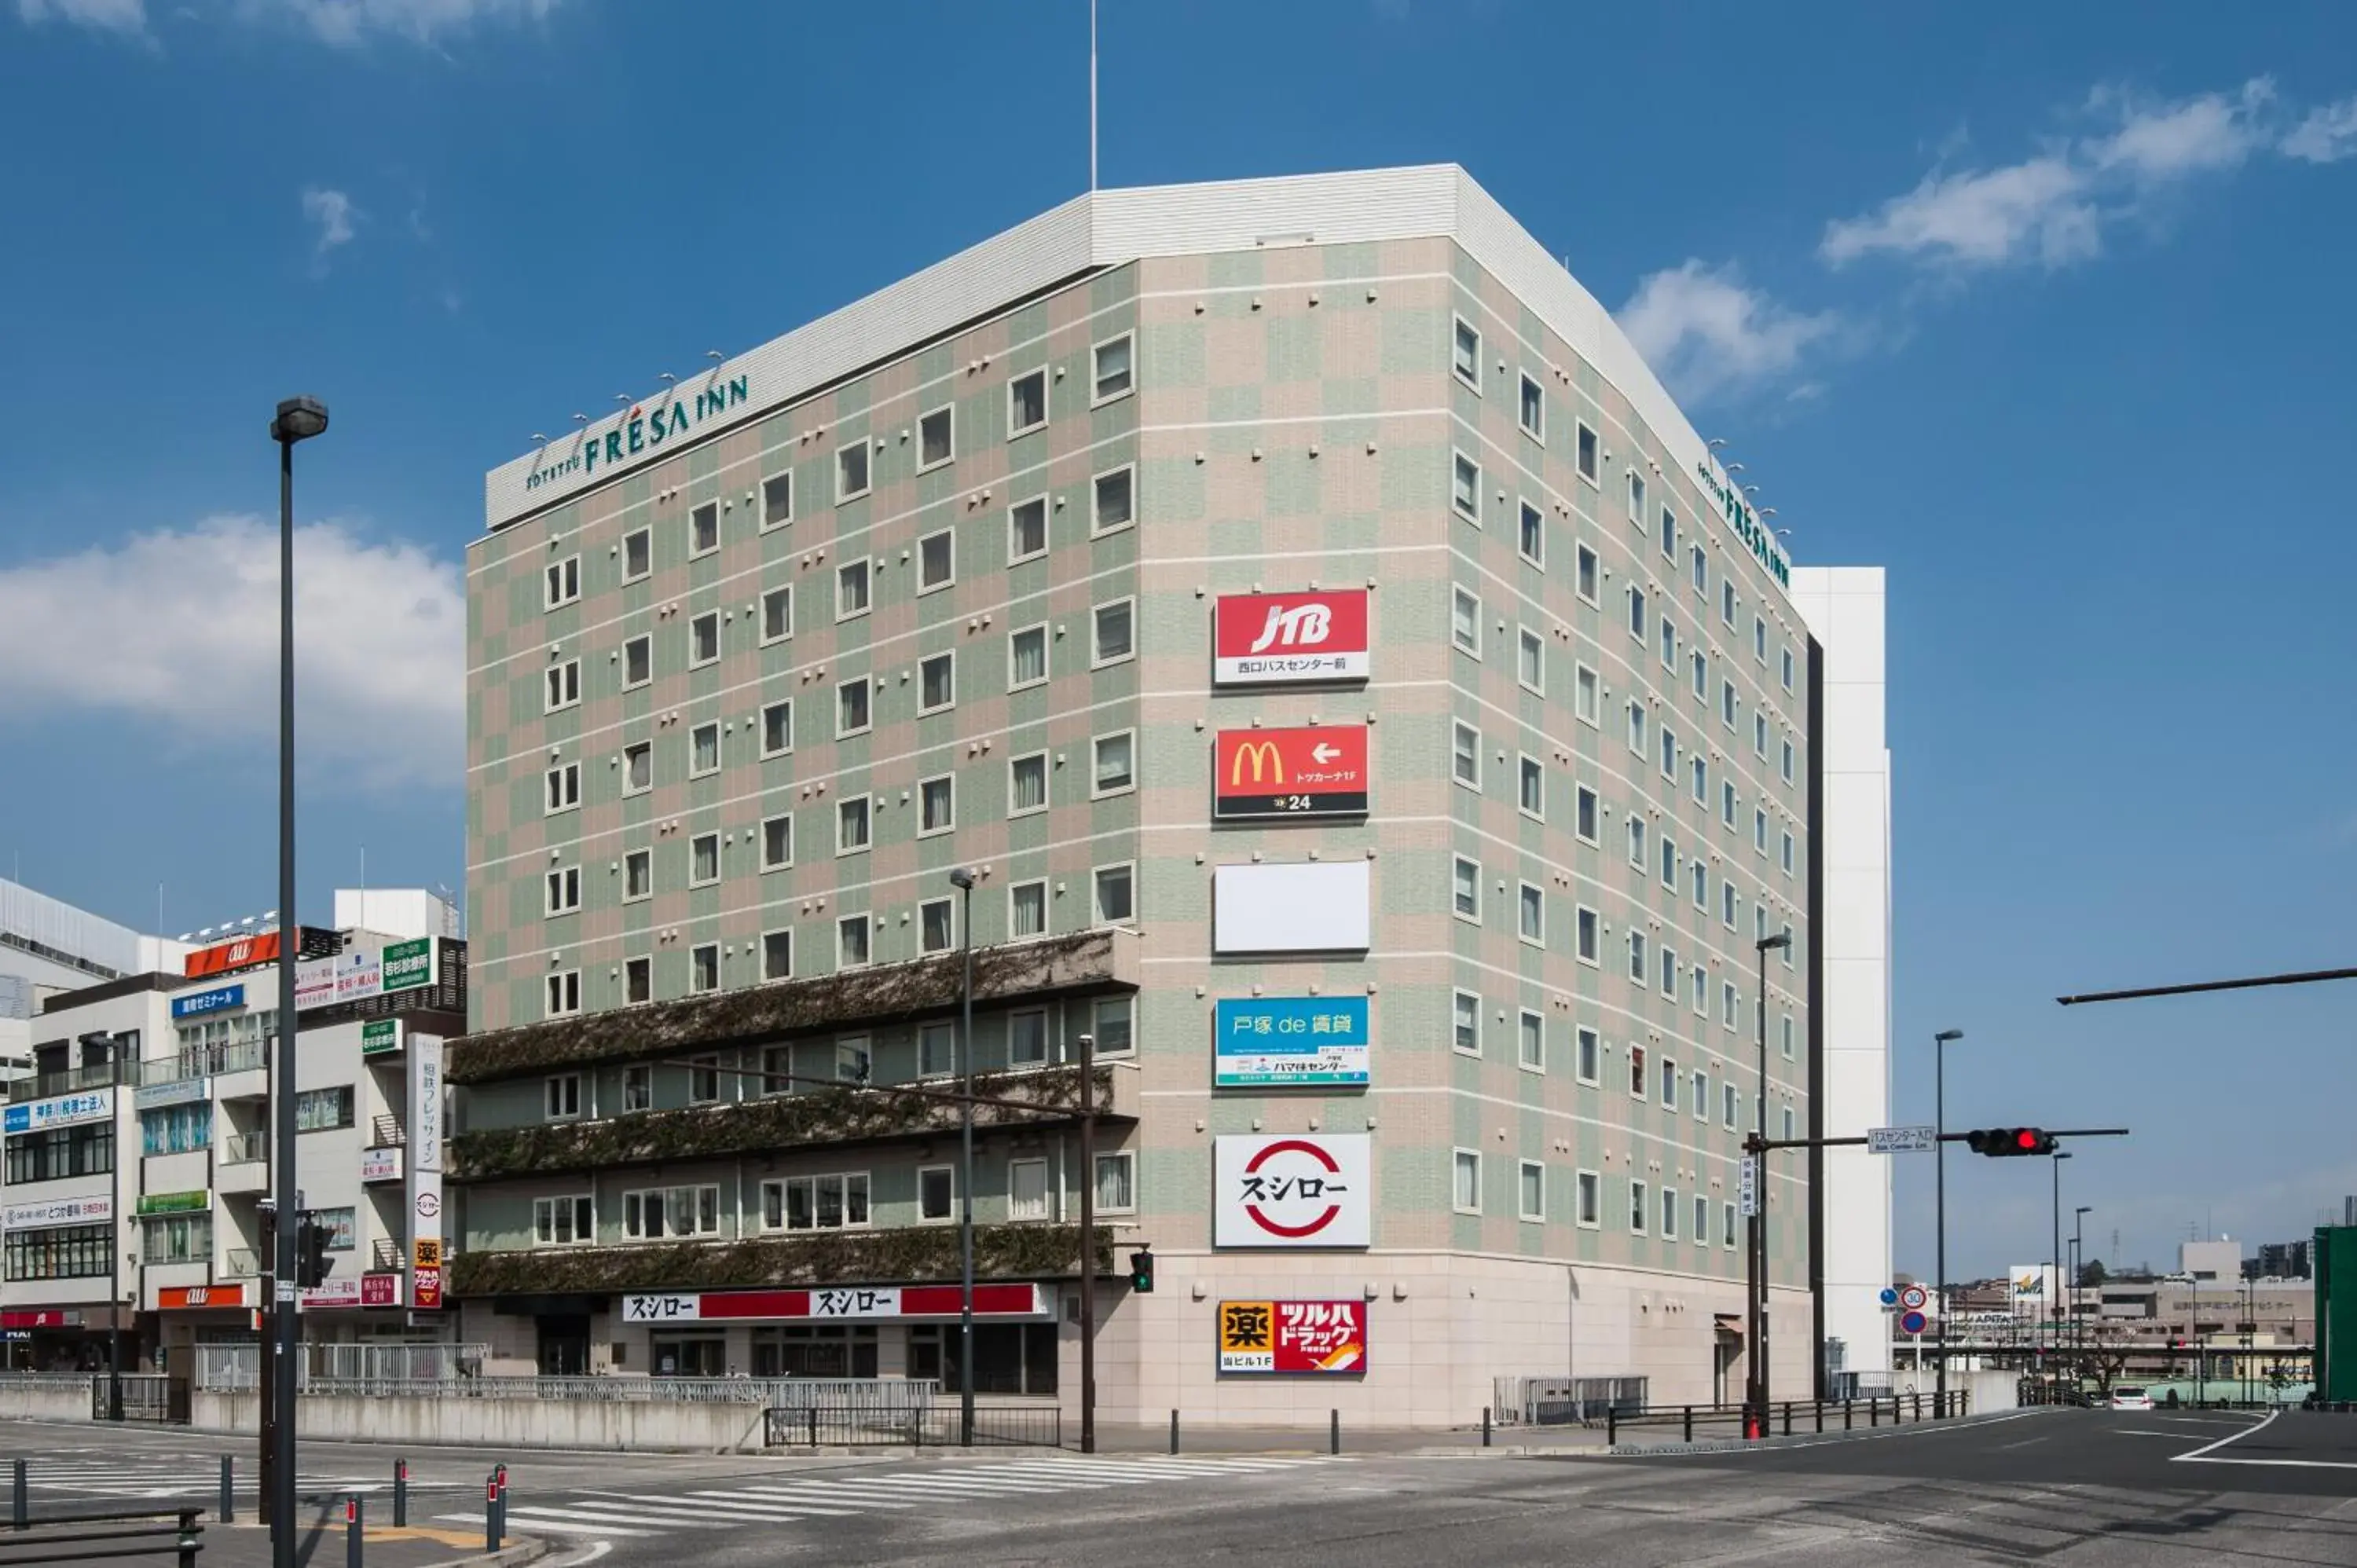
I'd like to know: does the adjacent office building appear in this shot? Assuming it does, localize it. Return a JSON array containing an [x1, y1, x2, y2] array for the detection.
[[454, 165, 1890, 1422]]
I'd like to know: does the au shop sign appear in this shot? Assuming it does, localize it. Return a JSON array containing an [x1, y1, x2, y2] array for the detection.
[[1211, 590, 1371, 685], [1211, 1134, 1370, 1248]]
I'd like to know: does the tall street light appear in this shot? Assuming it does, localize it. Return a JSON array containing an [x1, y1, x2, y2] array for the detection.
[[1747, 931, 1790, 1434], [2073, 1205, 2092, 1364], [2048, 1149, 2071, 1379], [947, 867, 977, 1446], [1931, 1029, 1963, 1415], [267, 394, 326, 1566]]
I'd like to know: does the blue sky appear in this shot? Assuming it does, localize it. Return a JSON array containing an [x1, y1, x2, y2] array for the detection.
[[2, 0, 2352, 1280]]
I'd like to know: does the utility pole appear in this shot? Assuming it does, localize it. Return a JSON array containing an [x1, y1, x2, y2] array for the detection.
[[1745, 933, 1789, 1436], [1932, 1028, 1963, 1413], [1076, 1031, 1097, 1455]]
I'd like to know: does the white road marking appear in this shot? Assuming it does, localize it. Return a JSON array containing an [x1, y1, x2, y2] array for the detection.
[[2171, 1409, 2279, 1464], [438, 1511, 652, 1539]]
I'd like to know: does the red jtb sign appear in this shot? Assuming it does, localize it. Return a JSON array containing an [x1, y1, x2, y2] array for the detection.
[[1212, 727, 1369, 821], [1212, 591, 1371, 685]]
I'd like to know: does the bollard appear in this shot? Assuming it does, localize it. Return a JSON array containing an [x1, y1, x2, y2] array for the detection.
[[807, 1408, 818, 1448], [1607, 1405, 1618, 1447], [1814, 1401, 1824, 1434], [1329, 1409, 1340, 1456], [1781, 1402, 1792, 1438], [484, 1475, 501, 1553], [393, 1459, 407, 1529], [346, 1495, 363, 1568], [1844, 1400, 1853, 1431], [13, 1456, 25, 1529], [1869, 1398, 1879, 1427], [219, 1455, 233, 1525], [1170, 1409, 1179, 1456], [1682, 1405, 1692, 1443], [1482, 1407, 1491, 1449]]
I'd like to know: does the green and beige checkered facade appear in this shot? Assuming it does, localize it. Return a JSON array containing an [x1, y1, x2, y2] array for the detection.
[[460, 168, 1824, 1423]]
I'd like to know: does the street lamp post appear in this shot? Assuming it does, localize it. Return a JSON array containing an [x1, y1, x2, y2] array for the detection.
[[1076, 1031, 1097, 1455], [1747, 932, 1790, 1435], [947, 867, 977, 1447], [2048, 1150, 2070, 1383], [2073, 1205, 2092, 1365], [1932, 1029, 1963, 1413], [266, 395, 325, 1566]]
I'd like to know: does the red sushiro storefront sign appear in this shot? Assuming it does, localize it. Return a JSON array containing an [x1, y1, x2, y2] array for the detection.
[[618, 1283, 1052, 1325]]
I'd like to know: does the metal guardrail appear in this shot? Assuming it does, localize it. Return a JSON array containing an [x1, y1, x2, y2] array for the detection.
[[299, 1375, 938, 1406], [1494, 1375, 1649, 1426], [764, 1401, 1057, 1448], [91, 1374, 178, 1423], [0, 1373, 100, 1390], [195, 1342, 493, 1390], [1605, 1391, 1968, 1445], [0, 1503, 202, 1566]]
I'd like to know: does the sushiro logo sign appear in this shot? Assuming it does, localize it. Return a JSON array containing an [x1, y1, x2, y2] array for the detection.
[[527, 375, 752, 492], [1694, 460, 1791, 588]]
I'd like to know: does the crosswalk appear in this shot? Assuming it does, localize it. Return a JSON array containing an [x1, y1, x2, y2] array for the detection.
[[437, 1454, 1347, 1539], [16, 1449, 394, 1500]]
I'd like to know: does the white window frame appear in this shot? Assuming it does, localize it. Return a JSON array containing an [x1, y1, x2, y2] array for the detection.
[[1661, 1185, 1680, 1241], [544, 658, 580, 715], [1007, 1156, 1053, 1222], [1574, 784, 1599, 845], [761, 469, 793, 530], [760, 585, 794, 646], [918, 1165, 957, 1224], [1092, 862, 1136, 927], [544, 1073, 581, 1120], [621, 526, 651, 581], [916, 405, 955, 472], [1517, 881, 1545, 947], [1517, 753, 1545, 822], [1007, 494, 1049, 563], [543, 761, 580, 815], [544, 971, 580, 1019], [760, 699, 794, 759], [1575, 421, 1599, 485], [533, 1194, 594, 1247], [1576, 1169, 1601, 1229], [1450, 989, 1482, 1058], [689, 501, 720, 558], [1575, 543, 1600, 605], [1093, 1149, 1137, 1214], [918, 773, 955, 837], [688, 720, 720, 779], [1575, 1026, 1600, 1085], [1629, 1178, 1648, 1236], [688, 610, 720, 669], [1450, 314, 1482, 390], [1008, 879, 1048, 940], [544, 864, 581, 917], [1007, 750, 1049, 818], [835, 676, 871, 738], [918, 651, 957, 715], [1516, 625, 1544, 694], [1450, 720, 1482, 791], [1575, 905, 1599, 965], [836, 914, 872, 970], [1452, 1148, 1483, 1215], [1008, 623, 1049, 691], [688, 830, 720, 888], [1450, 449, 1482, 522], [1091, 463, 1135, 534], [834, 439, 871, 503], [623, 848, 652, 902], [1518, 498, 1545, 568], [918, 897, 955, 956], [1451, 854, 1482, 925], [835, 559, 871, 622], [1006, 368, 1048, 437], [1574, 664, 1600, 726], [1517, 1008, 1545, 1075], [1090, 730, 1136, 798], [1091, 597, 1136, 669], [1518, 1160, 1546, 1223], [756, 811, 793, 873], [622, 1184, 721, 1241], [544, 554, 580, 610], [1091, 331, 1135, 405], [1517, 372, 1544, 441], [915, 527, 955, 594], [1450, 585, 1482, 656], [835, 796, 871, 856], [761, 928, 793, 982], [622, 634, 651, 690]]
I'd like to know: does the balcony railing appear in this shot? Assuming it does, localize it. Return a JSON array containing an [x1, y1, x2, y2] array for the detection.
[[135, 1042, 266, 1086], [222, 1132, 268, 1165], [9, 1059, 124, 1101]]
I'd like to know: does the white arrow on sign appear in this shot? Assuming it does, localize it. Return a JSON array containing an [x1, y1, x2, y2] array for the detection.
[[1310, 743, 1342, 764], [1867, 1125, 1937, 1154]]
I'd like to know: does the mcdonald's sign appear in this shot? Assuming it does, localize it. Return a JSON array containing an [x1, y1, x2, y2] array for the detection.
[[1212, 727, 1369, 821]]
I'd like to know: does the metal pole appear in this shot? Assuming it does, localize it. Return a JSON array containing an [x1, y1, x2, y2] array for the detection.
[[958, 878, 975, 1448], [219, 1456, 233, 1524], [2049, 1152, 2064, 1384], [272, 431, 301, 1568], [1077, 1031, 1098, 1455], [1747, 940, 1776, 1432], [257, 1198, 275, 1529], [108, 1066, 123, 1423], [1933, 1030, 1958, 1414]]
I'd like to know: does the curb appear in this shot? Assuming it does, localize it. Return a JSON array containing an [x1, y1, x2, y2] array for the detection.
[[407, 1536, 555, 1568], [1571, 1405, 2049, 1458]]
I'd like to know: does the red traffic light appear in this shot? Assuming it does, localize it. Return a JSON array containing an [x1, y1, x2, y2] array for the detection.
[[1964, 1127, 2058, 1157], [2014, 1129, 2040, 1151]]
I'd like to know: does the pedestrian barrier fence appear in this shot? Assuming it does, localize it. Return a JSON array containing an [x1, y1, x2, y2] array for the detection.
[[763, 1401, 1058, 1448], [1604, 1390, 1971, 1446], [194, 1342, 494, 1390], [0, 1504, 203, 1568], [1492, 1375, 1650, 1426]]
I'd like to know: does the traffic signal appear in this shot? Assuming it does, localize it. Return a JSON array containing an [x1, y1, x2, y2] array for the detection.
[[295, 1211, 332, 1289], [1127, 1247, 1154, 1294], [1963, 1127, 2058, 1157]]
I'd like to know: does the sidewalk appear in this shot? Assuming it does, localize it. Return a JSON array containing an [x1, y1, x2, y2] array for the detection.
[[1069, 1418, 1611, 1457], [16, 1508, 548, 1568]]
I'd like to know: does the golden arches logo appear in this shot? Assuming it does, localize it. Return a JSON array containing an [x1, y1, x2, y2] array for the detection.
[[1229, 742, 1285, 786]]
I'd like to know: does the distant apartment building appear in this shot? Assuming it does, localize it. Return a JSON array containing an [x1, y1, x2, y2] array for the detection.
[[453, 166, 1892, 1422]]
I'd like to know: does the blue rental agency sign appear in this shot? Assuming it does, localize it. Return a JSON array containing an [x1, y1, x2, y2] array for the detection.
[[1213, 998, 1371, 1087], [171, 984, 245, 1020]]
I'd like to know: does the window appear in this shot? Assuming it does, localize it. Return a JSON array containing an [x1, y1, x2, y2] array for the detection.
[[1660, 507, 1678, 559], [1783, 1105, 1797, 1142], [836, 559, 870, 620], [1575, 543, 1598, 603], [1629, 1178, 1648, 1234], [1577, 1170, 1601, 1228], [1754, 710, 1769, 759], [762, 929, 793, 981], [919, 651, 956, 713], [1518, 754, 1544, 819], [1661, 947, 1678, 998], [1092, 333, 1133, 402], [1451, 990, 1481, 1056], [1628, 584, 1648, 643], [1659, 615, 1677, 672], [544, 761, 579, 814], [690, 610, 718, 666], [1754, 808, 1770, 855], [1782, 830, 1796, 875], [1725, 1201, 1739, 1248], [1092, 599, 1134, 665], [919, 1022, 956, 1078], [1695, 1193, 1710, 1245], [1518, 1009, 1545, 1072], [1451, 317, 1481, 387], [1091, 731, 1135, 796], [1753, 614, 1768, 663], [761, 700, 793, 757], [690, 722, 719, 776], [1723, 781, 1739, 830], [1628, 931, 1648, 986], [1660, 1055, 1677, 1110], [1450, 721, 1480, 789], [1782, 1014, 1796, 1061], [836, 676, 870, 737], [1518, 372, 1544, 438], [691, 943, 720, 992], [690, 501, 718, 555], [765, 1172, 872, 1232], [1008, 368, 1047, 434], [761, 585, 793, 643], [1008, 1158, 1051, 1221], [1692, 650, 1708, 702], [1722, 578, 1737, 628], [919, 775, 955, 835], [687, 1056, 722, 1102], [1723, 980, 1739, 1031], [624, 635, 651, 687], [1723, 879, 1738, 929], [918, 405, 954, 469], [1628, 1042, 1646, 1098], [1092, 466, 1134, 532], [1450, 586, 1481, 654], [920, 898, 955, 954], [918, 528, 954, 592], [1725, 1081, 1739, 1129], [1519, 1160, 1545, 1222], [1661, 1187, 1680, 1240], [1093, 995, 1135, 1057], [1575, 784, 1598, 844], [1009, 880, 1047, 938], [1450, 451, 1480, 521], [1782, 645, 1796, 693], [836, 797, 871, 854], [623, 1185, 720, 1240], [1009, 624, 1047, 688], [544, 1074, 581, 1119], [1576, 1027, 1600, 1083], [1660, 726, 1677, 780], [1690, 542, 1707, 594], [1516, 627, 1544, 693], [1000, 1009, 1049, 1068], [1009, 751, 1047, 815], [1452, 1149, 1483, 1214], [544, 864, 581, 915], [1692, 754, 1708, 805], [1575, 905, 1599, 963], [1628, 471, 1648, 528], [625, 958, 651, 1005], [835, 440, 871, 501], [1575, 422, 1598, 483], [1519, 500, 1545, 566], [1574, 664, 1599, 725], [761, 813, 794, 870], [623, 527, 651, 580], [762, 470, 793, 528], [1692, 967, 1709, 1016], [837, 915, 871, 969], [1009, 496, 1047, 561], [1692, 1069, 1709, 1120], [544, 555, 579, 609], [1626, 701, 1647, 757], [918, 1166, 955, 1222], [1094, 1150, 1136, 1213], [1093, 863, 1135, 925], [1518, 881, 1545, 945], [533, 1196, 593, 1246], [1659, 836, 1677, 888], [1691, 859, 1707, 908], [1451, 855, 1480, 922], [1781, 738, 1795, 786]]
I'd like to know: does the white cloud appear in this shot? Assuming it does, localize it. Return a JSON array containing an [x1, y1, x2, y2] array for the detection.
[[2085, 78, 2275, 178], [236, 0, 557, 46], [2283, 95, 2357, 163], [1616, 261, 1840, 405], [16, 0, 147, 35], [301, 186, 357, 262], [0, 516, 461, 790]]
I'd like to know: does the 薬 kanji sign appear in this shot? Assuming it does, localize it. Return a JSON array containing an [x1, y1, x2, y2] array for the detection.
[[1211, 726, 1369, 821], [1212, 1134, 1372, 1248], [1217, 1299, 1369, 1374]]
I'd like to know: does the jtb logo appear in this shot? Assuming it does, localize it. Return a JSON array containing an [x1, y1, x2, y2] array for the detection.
[[1248, 602, 1332, 654]]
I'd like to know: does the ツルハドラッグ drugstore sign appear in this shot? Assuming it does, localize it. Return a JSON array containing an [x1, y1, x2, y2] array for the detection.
[[525, 376, 751, 493]]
